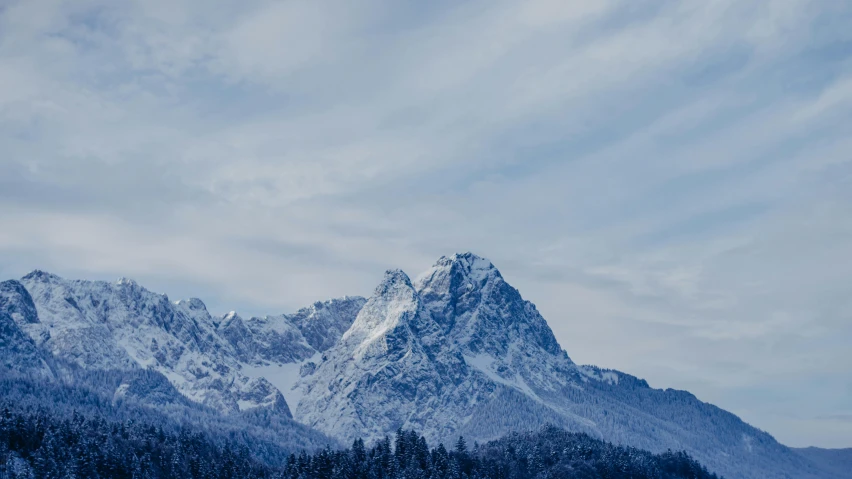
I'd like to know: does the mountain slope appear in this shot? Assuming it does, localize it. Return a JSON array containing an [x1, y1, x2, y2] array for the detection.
[[0, 367, 339, 471], [11, 270, 364, 418], [794, 447, 852, 478], [17, 270, 289, 414], [0, 311, 54, 379], [218, 295, 367, 367], [0, 280, 55, 378], [297, 269, 507, 442], [295, 253, 842, 479], [289, 296, 368, 352], [0, 280, 40, 325], [415, 253, 579, 404]]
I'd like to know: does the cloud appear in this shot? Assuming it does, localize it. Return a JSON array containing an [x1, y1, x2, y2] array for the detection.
[[817, 414, 852, 423], [1, 0, 851, 447]]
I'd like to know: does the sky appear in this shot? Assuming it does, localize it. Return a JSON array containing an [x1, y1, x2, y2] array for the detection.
[[1, 0, 851, 448]]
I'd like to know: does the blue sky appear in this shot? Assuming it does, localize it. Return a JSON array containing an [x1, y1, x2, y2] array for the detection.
[[1, 0, 851, 448]]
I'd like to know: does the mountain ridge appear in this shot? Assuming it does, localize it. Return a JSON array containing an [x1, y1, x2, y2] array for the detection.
[[3, 269, 366, 417], [0, 254, 843, 479]]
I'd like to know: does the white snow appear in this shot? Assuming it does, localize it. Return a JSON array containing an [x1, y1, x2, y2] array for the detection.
[[468, 255, 493, 282], [242, 355, 318, 408], [578, 366, 619, 385], [464, 353, 498, 380], [464, 353, 538, 399], [113, 383, 129, 401], [601, 371, 619, 385]]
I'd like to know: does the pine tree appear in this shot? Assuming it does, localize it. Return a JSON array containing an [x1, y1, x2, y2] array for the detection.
[[454, 437, 467, 456]]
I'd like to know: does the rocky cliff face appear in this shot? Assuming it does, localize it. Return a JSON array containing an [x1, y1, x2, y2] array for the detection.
[[0, 310, 53, 378], [0, 280, 40, 325], [0, 279, 54, 378], [219, 295, 367, 367], [296, 269, 496, 442]]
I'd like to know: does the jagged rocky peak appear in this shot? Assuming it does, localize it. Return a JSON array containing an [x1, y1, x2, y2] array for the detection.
[[418, 252, 502, 288], [177, 297, 208, 311], [333, 267, 449, 364], [288, 295, 367, 352], [0, 280, 40, 325], [414, 252, 506, 323], [415, 252, 564, 359], [116, 276, 139, 287], [173, 297, 214, 325], [342, 269, 420, 349], [376, 268, 416, 296], [220, 310, 243, 327], [217, 310, 268, 364], [218, 311, 249, 339], [295, 267, 478, 443], [20, 269, 62, 283], [369, 269, 418, 311]]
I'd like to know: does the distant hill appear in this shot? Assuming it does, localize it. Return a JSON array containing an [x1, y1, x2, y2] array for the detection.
[[794, 447, 852, 478]]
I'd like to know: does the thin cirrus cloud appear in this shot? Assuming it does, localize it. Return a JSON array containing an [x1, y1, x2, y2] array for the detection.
[[1, 0, 851, 448]]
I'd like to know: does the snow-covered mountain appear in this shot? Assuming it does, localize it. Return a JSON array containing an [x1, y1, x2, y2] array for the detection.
[[1, 270, 364, 418], [296, 269, 497, 442], [294, 253, 835, 479], [0, 255, 843, 478], [13, 270, 288, 414]]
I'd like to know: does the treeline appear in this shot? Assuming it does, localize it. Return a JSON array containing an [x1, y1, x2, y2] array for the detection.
[[276, 427, 720, 479], [0, 403, 267, 478], [0, 371, 335, 465], [0, 401, 719, 479]]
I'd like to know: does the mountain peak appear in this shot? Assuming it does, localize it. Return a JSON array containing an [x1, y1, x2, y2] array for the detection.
[[220, 311, 243, 328], [116, 277, 138, 287], [438, 252, 496, 272], [451, 251, 490, 262], [176, 297, 208, 312], [418, 253, 501, 292], [375, 269, 414, 296], [415, 253, 564, 360], [415, 252, 501, 303], [288, 296, 367, 353], [340, 269, 423, 357], [21, 269, 61, 283]]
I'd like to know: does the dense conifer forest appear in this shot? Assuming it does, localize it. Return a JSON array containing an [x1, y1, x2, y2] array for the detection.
[[1, 398, 720, 479]]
